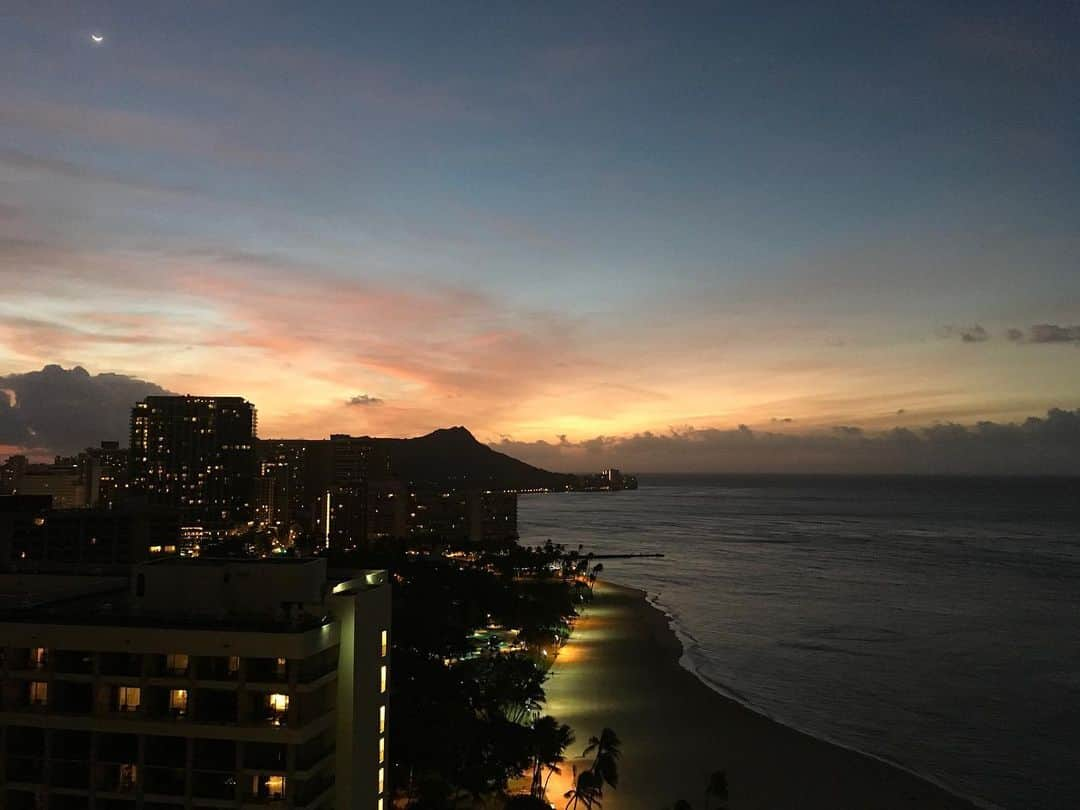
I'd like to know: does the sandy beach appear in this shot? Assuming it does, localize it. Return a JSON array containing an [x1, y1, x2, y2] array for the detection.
[[541, 581, 979, 810]]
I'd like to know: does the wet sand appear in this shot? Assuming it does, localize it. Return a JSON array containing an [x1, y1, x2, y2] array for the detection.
[[541, 580, 979, 810]]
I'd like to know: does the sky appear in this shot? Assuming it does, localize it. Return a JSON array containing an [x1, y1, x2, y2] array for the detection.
[[1, 2, 1079, 471]]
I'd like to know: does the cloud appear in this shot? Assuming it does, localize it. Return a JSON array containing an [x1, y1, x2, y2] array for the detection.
[[0, 365, 173, 456], [1024, 324, 1080, 344], [346, 394, 384, 407], [941, 324, 989, 343], [493, 409, 1080, 475]]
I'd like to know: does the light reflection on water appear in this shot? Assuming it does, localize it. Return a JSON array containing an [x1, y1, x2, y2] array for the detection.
[[519, 474, 1080, 810]]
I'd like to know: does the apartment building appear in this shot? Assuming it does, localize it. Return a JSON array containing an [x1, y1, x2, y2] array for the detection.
[[0, 557, 390, 810]]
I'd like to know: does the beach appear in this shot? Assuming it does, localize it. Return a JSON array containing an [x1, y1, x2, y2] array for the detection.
[[541, 581, 979, 810]]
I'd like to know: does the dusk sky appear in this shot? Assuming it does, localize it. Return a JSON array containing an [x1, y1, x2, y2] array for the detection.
[[2, 2, 1079, 470]]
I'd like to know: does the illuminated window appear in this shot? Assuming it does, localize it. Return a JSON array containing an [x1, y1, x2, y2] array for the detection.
[[228, 655, 240, 675], [378, 799, 384, 810], [275, 657, 287, 678], [379, 736, 385, 764], [380, 630, 389, 657], [29, 681, 48, 705], [30, 647, 48, 669], [169, 688, 188, 716], [379, 704, 386, 734], [119, 763, 137, 792], [166, 653, 188, 675], [380, 665, 387, 694], [268, 693, 289, 724], [117, 686, 141, 712], [266, 774, 286, 799], [378, 767, 384, 794], [148, 544, 163, 554]]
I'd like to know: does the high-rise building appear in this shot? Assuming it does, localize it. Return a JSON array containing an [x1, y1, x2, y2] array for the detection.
[[0, 496, 181, 574], [0, 557, 391, 810], [129, 396, 257, 529]]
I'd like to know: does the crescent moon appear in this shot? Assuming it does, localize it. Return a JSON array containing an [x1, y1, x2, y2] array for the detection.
[[91, 33, 104, 43]]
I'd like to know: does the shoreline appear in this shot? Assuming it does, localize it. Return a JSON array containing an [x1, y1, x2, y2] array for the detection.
[[542, 580, 982, 810], [642, 590, 995, 810]]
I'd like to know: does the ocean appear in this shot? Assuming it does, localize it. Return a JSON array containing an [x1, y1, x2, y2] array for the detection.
[[517, 475, 1080, 810]]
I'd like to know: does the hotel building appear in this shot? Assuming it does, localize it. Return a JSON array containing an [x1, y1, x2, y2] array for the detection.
[[129, 397, 258, 533], [0, 557, 390, 809]]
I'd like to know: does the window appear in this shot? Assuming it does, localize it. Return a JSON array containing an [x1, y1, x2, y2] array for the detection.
[[378, 799, 384, 810], [378, 766, 384, 795], [275, 657, 287, 678], [119, 763, 137, 792], [380, 665, 387, 694], [169, 688, 188, 716], [379, 736, 385, 764], [29, 681, 48, 706], [379, 704, 386, 734], [117, 686, 141, 712], [30, 647, 48, 669], [381, 630, 389, 657], [268, 693, 289, 725], [265, 774, 286, 799], [228, 655, 240, 675], [166, 653, 189, 675]]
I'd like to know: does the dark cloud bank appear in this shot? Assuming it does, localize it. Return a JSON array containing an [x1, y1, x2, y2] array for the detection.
[[0, 365, 172, 455], [346, 394, 384, 407], [496, 410, 1080, 475]]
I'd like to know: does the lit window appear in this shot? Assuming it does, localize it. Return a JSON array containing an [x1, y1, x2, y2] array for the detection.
[[380, 665, 387, 694], [119, 763, 137, 791], [380, 630, 388, 658], [268, 693, 289, 725], [275, 657, 287, 678], [266, 774, 286, 799], [166, 653, 188, 675], [29, 681, 48, 705], [117, 686, 141, 712], [378, 767, 384, 794], [148, 544, 163, 554], [379, 704, 386, 734], [228, 655, 240, 675], [169, 688, 188, 716], [378, 799, 384, 810], [30, 647, 48, 669], [379, 736, 385, 764]]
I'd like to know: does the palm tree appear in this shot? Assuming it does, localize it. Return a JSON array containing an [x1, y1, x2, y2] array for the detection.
[[704, 770, 728, 810], [564, 768, 603, 810], [582, 727, 620, 794], [530, 715, 575, 800]]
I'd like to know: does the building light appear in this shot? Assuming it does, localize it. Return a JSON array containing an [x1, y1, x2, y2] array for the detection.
[[378, 767, 384, 795], [380, 665, 387, 693], [117, 686, 141, 712], [275, 657, 287, 678], [167, 653, 189, 675], [30, 647, 48, 669], [379, 704, 386, 734], [228, 656, 240, 675], [29, 681, 48, 706], [119, 762, 137, 791], [169, 688, 188, 716], [265, 774, 286, 799], [268, 693, 289, 725], [380, 630, 388, 658], [379, 736, 385, 764], [378, 799, 384, 810]]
